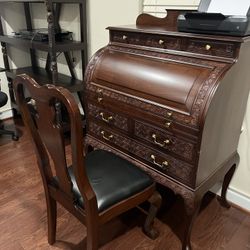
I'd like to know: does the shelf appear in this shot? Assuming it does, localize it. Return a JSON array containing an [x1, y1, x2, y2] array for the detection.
[[0, 35, 85, 52], [0, 67, 6, 72], [6, 67, 84, 92], [0, 0, 87, 121]]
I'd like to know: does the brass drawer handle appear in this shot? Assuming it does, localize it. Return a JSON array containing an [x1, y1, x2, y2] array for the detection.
[[97, 97, 103, 103], [165, 121, 172, 128], [205, 44, 211, 50], [99, 112, 113, 123], [101, 131, 113, 141], [159, 39, 164, 45], [150, 155, 168, 169], [152, 134, 170, 147], [122, 35, 128, 40], [167, 111, 173, 118], [97, 89, 103, 103]]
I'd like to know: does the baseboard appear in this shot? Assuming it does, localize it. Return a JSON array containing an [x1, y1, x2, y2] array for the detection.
[[211, 184, 250, 212], [226, 187, 250, 212], [0, 109, 13, 120]]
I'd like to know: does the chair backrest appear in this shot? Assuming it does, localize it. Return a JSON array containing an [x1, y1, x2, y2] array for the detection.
[[14, 74, 96, 210]]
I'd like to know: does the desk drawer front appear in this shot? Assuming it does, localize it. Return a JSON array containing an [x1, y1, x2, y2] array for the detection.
[[87, 103, 129, 132], [89, 122, 195, 187], [110, 31, 236, 59], [134, 121, 195, 162], [111, 31, 181, 50], [186, 39, 235, 58], [86, 83, 199, 129]]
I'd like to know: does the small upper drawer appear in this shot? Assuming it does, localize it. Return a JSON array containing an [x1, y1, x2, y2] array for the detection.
[[134, 120, 196, 162], [186, 39, 235, 58], [87, 103, 129, 132], [110, 31, 181, 51]]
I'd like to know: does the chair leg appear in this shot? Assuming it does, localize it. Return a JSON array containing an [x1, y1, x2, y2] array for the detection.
[[143, 191, 162, 240], [47, 196, 57, 245], [86, 222, 99, 250]]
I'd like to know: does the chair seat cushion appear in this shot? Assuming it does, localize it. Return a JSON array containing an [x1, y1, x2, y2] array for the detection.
[[0, 92, 8, 107], [67, 150, 153, 212]]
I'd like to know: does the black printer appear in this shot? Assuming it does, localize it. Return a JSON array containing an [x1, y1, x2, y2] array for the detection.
[[178, 0, 250, 36]]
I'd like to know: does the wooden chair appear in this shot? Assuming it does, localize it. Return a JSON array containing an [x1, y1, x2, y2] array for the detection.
[[14, 74, 162, 250]]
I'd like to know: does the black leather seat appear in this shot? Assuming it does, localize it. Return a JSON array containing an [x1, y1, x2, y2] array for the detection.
[[64, 150, 153, 212], [0, 90, 18, 141]]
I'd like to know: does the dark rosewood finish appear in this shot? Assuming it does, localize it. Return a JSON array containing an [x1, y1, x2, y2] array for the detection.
[[84, 11, 250, 250]]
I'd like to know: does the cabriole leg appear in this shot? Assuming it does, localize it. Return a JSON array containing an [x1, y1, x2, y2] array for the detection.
[[47, 196, 57, 245], [217, 164, 237, 208], [182, 196, 203, 250]]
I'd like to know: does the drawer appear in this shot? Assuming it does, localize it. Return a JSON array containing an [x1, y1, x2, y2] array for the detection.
[[88, 122, 195, 187], [134, 120, 196, 162], [86, 83, 200, 139], [86, 84, 175, 127], [87, 103, 129, 132], [110, 30, 181, 51], [186, 39, 235, 58]]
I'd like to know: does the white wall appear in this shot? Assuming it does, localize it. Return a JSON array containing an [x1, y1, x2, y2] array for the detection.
[[88, 0, 142, 56], [232, 99, 250, 199]]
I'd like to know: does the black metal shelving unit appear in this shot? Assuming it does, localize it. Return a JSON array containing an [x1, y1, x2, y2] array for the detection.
[[0, 0, 88, 116]]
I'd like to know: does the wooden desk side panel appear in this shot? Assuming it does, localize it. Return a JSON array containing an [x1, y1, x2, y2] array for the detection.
[[196, 42, 250, 187]]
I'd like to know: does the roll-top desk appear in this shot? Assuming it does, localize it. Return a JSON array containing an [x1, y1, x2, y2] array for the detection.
[[84, 11, 250, 250]]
